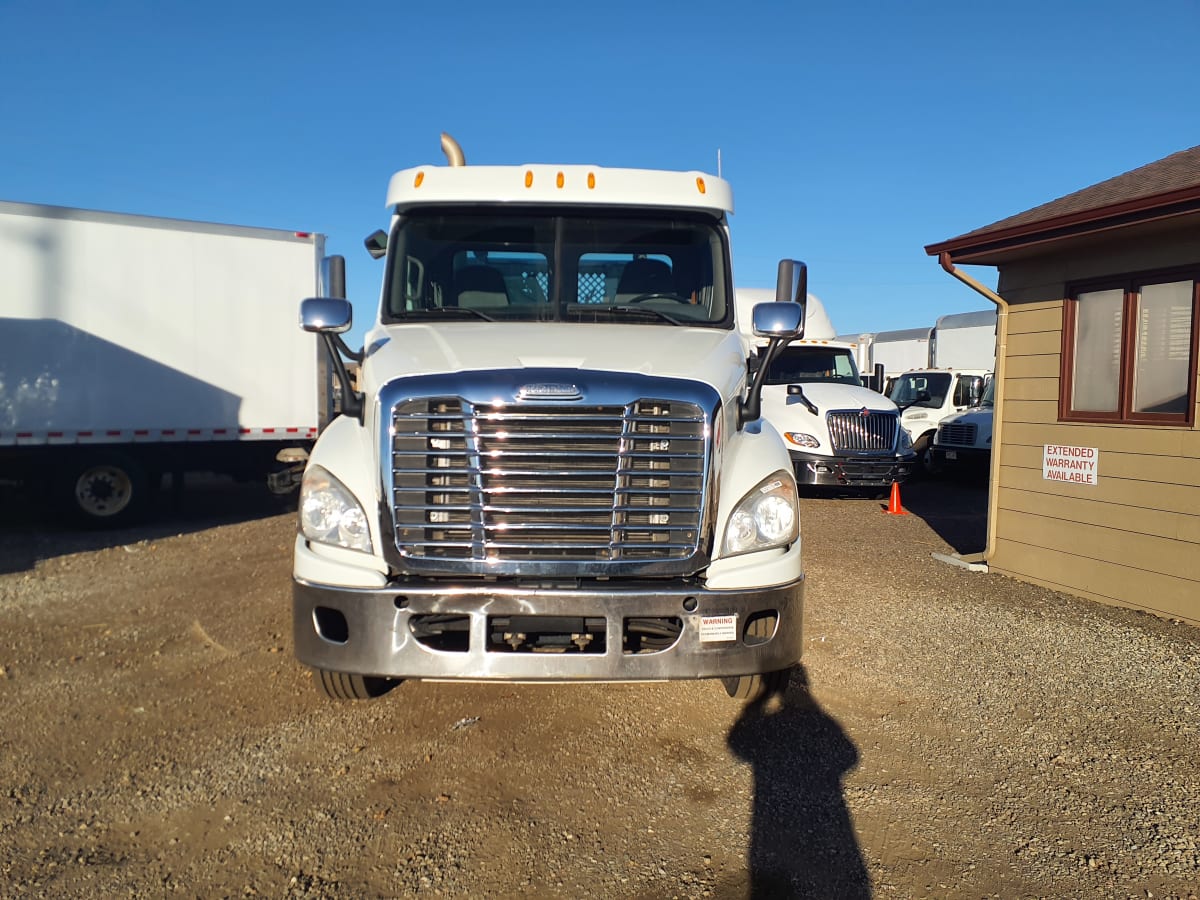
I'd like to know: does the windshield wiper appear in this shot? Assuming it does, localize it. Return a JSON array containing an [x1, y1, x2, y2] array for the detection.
[[407, 306, 496, 322], [569, 305, 685, 326]]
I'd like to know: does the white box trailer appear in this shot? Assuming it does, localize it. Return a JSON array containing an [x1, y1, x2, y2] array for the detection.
[[932, 309, 996, 369], [870, 326, 933, 387], [0, 200, 333, 524]]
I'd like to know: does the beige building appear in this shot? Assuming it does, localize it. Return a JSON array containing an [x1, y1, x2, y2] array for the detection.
[[926, 146, 1200, 625]]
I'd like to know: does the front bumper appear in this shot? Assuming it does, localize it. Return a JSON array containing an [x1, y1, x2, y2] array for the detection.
[[293, 575, 804, 683], [933, 446, 990, 470], [789, 450, 916, 487]]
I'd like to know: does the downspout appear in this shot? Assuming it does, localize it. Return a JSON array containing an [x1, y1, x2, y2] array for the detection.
[[937, 251, 1007, 565]]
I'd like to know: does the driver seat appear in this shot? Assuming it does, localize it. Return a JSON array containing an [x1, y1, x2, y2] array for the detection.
[[614, 258, 673, 304]]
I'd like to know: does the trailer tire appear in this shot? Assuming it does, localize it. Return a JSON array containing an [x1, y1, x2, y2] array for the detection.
[[61, 453, 153, 527], [315, 668, 398, 701]]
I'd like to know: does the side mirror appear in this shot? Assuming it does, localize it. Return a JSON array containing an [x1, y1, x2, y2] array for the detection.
[[775, 259, 808, 304], [301, 297, 353, 334], [364, 229, 388, 260]]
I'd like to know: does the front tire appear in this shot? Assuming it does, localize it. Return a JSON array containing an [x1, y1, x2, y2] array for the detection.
[[315, 668, 399, 701]]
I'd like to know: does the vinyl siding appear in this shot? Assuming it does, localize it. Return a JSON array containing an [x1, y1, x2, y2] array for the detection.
[[988, 243, 1200, 625]]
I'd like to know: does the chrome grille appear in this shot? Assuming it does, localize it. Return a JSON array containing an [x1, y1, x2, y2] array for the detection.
[[826, 410, 899, 453], [938, 422, 977, 447], [390, 397, 707, 564]]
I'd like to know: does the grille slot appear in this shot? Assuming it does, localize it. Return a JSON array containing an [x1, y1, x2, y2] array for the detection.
[[938, 422, 978, 447], [391, 398, 707, 564], [826, 410, 899, 452]]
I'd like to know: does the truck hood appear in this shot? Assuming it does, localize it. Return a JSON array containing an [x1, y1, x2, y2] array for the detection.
[[762, 381, 899, 413], [361, 322, 747, 399]]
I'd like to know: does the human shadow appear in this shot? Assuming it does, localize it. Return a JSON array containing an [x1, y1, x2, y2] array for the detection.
[[725, 666, 870, 898]]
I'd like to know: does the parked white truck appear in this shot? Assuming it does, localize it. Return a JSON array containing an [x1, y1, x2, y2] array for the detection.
[[885, 309, 995, 473], [0, 200, 334, 525], [292, 135, 807, 702], [741, 291, 915, 493], [932, 376, 994, 476]]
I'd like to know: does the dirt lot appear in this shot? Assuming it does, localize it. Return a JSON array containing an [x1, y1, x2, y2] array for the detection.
[[0, 476, 1197, 898]]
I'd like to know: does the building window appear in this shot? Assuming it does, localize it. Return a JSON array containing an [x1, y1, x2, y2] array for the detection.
[[1061, 271, 1199, 425]]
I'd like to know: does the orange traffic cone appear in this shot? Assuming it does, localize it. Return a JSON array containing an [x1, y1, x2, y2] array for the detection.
[[883, 481, 908, 515]]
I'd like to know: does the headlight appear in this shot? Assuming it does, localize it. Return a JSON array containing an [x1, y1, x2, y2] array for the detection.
[[899, 429, 914, 451], [722, 469, 799, 558], [299, 465, 373, 553], [783, 432, 821, 449]]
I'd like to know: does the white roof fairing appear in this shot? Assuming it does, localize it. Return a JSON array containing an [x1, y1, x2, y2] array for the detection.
[[385, 164, 734, 214]]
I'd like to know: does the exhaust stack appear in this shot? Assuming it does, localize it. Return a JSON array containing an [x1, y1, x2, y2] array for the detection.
[[440, 133, 465, 167]]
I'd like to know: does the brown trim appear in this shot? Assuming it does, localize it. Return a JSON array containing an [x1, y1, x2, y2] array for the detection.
[[1059, 267, 1199, 427], [925, 189, 1200, 262]]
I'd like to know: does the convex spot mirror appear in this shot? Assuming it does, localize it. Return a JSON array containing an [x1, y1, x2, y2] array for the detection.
[[300, 297, 353, 334]]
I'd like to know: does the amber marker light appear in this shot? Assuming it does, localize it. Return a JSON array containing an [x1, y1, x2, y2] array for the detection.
[[556, 171, 565, 188], [696, 177, 707, 194], [587, 172, 596, 189], [414, 172, 424, 188], [525, 170, 534, 188]]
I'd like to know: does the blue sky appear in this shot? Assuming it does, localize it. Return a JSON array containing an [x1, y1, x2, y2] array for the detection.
[[4, 0, 1199, 348]]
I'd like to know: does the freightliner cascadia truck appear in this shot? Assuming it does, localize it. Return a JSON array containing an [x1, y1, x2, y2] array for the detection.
[[293, 135, 807, 702]]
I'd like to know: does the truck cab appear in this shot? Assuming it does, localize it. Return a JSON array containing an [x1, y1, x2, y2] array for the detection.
[[888, 368, 990, 474], [292, 137, 809, 703], [741, 291, 916, 493], [931, 375, 995, 477]]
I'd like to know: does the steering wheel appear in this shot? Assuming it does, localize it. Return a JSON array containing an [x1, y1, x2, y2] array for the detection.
[[625, 292, 691, 304]]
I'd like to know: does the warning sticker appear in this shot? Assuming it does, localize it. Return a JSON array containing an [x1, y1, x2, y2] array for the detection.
[[699, 614, 738, 643]]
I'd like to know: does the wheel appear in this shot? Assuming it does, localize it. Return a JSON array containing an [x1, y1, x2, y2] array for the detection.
[[61, 452, 153, 527], [722, 666, 792, 701], [916, 434, 940, 477], [624, 292, 690, 304], [720, 614, 793, 701], [314, 668, 398, 701]]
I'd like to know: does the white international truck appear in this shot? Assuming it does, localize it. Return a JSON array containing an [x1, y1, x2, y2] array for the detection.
[[292, 135, 807, 702], [741, 290, 915, 493], [885, 309, 995, 473], [932, 375, 995, 476], [0, 200, 334, 525]]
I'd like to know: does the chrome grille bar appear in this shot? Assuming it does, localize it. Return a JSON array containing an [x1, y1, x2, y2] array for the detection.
[[826, 410, 899, 453]]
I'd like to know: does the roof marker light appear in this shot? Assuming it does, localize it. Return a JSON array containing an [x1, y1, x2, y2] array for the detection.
[[556, 171, 564, 189], [414, 172, 425, 188], [587, 172, 596, 189], [696, 177, 707, 194], [525, 170, 534, 188]]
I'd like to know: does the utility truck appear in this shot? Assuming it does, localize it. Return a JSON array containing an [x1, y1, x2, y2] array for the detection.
[[932, 376, 994, 477], [740, 290, 915, 493], [885, 309, 995, 473], [0, 200, 333, 525], [292, 134, 807, 702]]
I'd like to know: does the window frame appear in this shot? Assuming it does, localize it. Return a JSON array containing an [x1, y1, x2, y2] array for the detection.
[[1059, 265, 1200, 426]]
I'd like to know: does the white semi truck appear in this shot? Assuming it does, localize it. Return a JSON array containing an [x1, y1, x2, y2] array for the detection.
[[292, 135, 807, 702], [740, 290, 915, 493], [932, 376, 995, 476], [0, 200, 334, 525]]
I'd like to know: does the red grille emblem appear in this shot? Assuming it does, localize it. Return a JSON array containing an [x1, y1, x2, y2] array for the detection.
[[859, 407, 870, 417]]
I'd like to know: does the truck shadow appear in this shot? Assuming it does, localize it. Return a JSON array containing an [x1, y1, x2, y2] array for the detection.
[[888, 477, 988, 556], [0, 475, 295, 575], [724, 666, 870, 898]]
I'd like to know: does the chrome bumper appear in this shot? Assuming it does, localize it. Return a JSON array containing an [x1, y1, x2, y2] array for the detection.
[[790, 450, 916, 487], [293, 576, 804, 682]]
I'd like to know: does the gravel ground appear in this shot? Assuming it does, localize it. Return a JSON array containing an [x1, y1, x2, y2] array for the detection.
[[0, 476, 1197, 898]]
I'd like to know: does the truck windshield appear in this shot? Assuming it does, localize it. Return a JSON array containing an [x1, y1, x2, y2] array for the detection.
[[977, 377, 995, 408], [888, 372, 952, 409], [382, 209, 731, 327], [760, 345, 861, 386]]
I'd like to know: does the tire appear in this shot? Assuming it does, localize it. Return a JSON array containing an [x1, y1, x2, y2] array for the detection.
[[315, 668, 398, 701], [61, 452, 153, 527], [722, 666, 792, 701], [720, 613, 792, 701], [915, 434, 939, 477]]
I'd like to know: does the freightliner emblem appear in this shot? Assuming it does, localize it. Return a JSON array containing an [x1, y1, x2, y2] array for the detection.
[[518, 383, 581, 400]]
